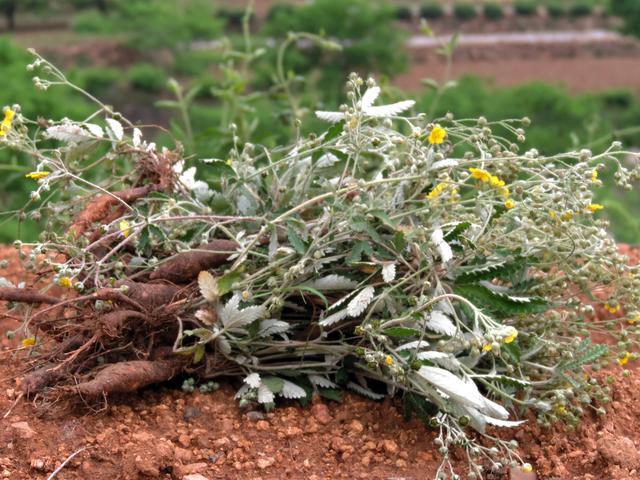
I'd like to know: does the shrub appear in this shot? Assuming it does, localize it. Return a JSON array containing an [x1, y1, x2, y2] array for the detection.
[[73, 10, 116, 34], [483, 3, 504, 20], [546, 3, 566, 17], [394, 5, 412, 21], [514, 1, 537, 16], [217, 8, 252, 28], [453, 3, 477, 21], [569, 3, 593, 17], [419, 3, 444, 19], [74, 67, 120, 95], [127, 63, 167, 93], [609, 0, 640, 37]]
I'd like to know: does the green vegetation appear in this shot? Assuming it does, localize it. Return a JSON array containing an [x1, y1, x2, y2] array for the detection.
[[514, 1, 537, 16], [127, 63, 167, 93], [609, 0, 640, 37], [483, 3, 504, 20], [453, 3, 477, 21], [419, 3, 445, 19]]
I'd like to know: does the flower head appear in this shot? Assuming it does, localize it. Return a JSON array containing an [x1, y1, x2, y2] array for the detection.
[[426, 182, 448, 200], [0, 109, 15, 137], [119, 220, 131, 238], [504, 199, 516, 210], [25, 171, 50, 180], [586, 203, 604, 213], [604, 302, 621, 314], [591, 169, 598, 183], [58, 276, 73, 288], [618, 352, 632, 367], [428, 125, 446, 145], [384, 355, 393, 366], [21, 337, 36, 348], [503, 328, 518, 344], [522, 464, 533, 473], [469, 168, 491, 183]]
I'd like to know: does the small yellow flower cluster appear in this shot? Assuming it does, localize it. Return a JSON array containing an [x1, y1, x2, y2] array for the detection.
[[591, 169, 598, 183], [604, 302, 621, 314], [0, 109, 14, 137], [482, 327, 518, 352], [628, 313, 640, 325], [58, 276, 73, 288], [25, 171, 50, 180], [119, 220, 131, 238], [426, 181, 459, 202], [468, 168, 513, 209], [384, 355, 393, 366], [586, 203, 604, 213], [428, 125, 446, 145], [618, 352, 632, 367], [21, 337, 36, 348]]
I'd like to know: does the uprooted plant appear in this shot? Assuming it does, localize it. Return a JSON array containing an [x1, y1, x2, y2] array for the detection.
[[2, 51, 640, 479]]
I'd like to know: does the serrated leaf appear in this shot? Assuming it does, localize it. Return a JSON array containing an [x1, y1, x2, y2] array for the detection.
[[361, 86, 381, 109], [318, 388, 343, 402], [365, 100, 415, 118], [397, 340, 431, 351], [262, 376, 284, 394], [287, 224, 307, 254], [258, 319, 290, 337], [454, 284, 548, 318], [258, 384, 275, 404], [418, 367, 486, 411], [347, 287, 375, 317], [218, 295, 265, 330], [347, 381, 385, 400], [319, 308, 349, 327], [416, 351, 461, 370], [105, 118, 124, 141], [307, 274, 358, 291], [384, 326, 421, 338], [382, 263, 396, 283], [244, 372, 261, 388], [315, 110, 345, 123], [308, 375, 338, 389], [198, 271, 219, 302], [280, 380, 307, 399], [425, 311, 457, 336]]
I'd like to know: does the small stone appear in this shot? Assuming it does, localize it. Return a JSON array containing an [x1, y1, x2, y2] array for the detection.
[[348, 420, 364, 434], [174, 447, 193, 463], [183, 475, 209, 480], [29, 458, 45, 471], [10, 422, 35, 440], [245, 411, 264, 422], [1, 470, 10, 478], [395, 458, 407, 468], [5, 389, 15, 400], [256, 457, 275, 469], [382, 439, 399, 455], [283, 426, 302, 437], [134, 455, 160, 477], [256, 420, 269, 431], [178, 434, 191, 448], [311, 403, 332, 425]]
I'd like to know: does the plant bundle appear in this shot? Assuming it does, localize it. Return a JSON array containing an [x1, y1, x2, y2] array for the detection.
[[2, 54, 640, 478]]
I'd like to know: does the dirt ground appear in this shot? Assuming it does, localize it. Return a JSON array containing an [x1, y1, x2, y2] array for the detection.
[[2, 245, 640, 480]]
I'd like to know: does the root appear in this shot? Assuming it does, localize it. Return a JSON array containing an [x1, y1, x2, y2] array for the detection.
[[20, 364, 66, 395], [70, 184, 162, 239], [100, 310, 147, 337], [69, 359, 184, 397], [149, 239, 238, 283], [0, 287, 60, 304], [115, 280, 185, 310]]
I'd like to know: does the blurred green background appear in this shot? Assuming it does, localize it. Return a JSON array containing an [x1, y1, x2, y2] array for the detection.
[[1, 0, 640, 242]]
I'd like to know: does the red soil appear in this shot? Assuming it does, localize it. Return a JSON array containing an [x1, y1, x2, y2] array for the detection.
[[1, 245, 640, 480]]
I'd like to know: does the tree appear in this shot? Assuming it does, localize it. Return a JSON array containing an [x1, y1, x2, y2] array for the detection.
[[609, 0, 640, 37]]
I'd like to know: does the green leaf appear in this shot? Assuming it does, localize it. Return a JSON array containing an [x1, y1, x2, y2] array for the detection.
[[287, 285, 328, 307], [384, 327, 421, 338], [502, 342, 521, 363], [318, 388, 343, 402], [262, 376, 284, 394], [218, 269, 243, 295], [193, 344, 206, 364], [444, 221, 471, 242], [347, 241, 374, 264], [454, 284, 548, 318], [455, 256, 529, 283], [325, 121, 345, 141], [287, 228, 307, 255]]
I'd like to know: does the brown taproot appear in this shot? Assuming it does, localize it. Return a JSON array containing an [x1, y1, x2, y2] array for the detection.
[[149, 239, 238, 283], [0, 287, 60, 304], [20, 364, 65, 395], [100, 310, 147, 337], [70, 359, 184, 397], [70, 184, 161, 239], [115, 280, 184, 310]]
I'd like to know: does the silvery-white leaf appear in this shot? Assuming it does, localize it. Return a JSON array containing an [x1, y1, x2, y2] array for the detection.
[[416, 351, 461, 370], [132, 127, 142, 147], [326, 290, 357, 312], [0, 277, 14, 288], [216, 336, 231, 355], [237, 194, 252, 214], [484, 416, 526, 427], [84, 123, 104, 138], [347, 286, 375, 317], [258, 384, 275, 404], [268, 229, 278, 261], [244, 372, 261, 388], [308, 374, 338, 389], [361, 86, 381, 110], [431, 159, 458, 170], [307, 274, 358, 291], [316, 152, 340, 168], [364, 100, 415, 118], [396, 340, 430, 351], [315, 110, 345, 123], [45, 122, 91, 143], [258, 319, 290, 337], [418, 366, 486, 410], [234, 383, 250, 399], [198, 270, 219, 302], [425, 311, 457, 336], [382, 263, 396, 283], [280, 380, 307, 399], [194, 308, 216, 325], [481, 396, 510, 420], [431, 228, 453, 263], [105, 118, 124, 141], [347, 381, 385, 400], [225, 305, 266, 329], [319, 308, 349, 327]]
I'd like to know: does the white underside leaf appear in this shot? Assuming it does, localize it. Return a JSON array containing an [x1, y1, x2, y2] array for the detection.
[[347, 286, 375, 317], [308, 374, 338, 389], [425, 310, 457, 336], [280, 380, 307, 399], [307, 274, 358, 291]]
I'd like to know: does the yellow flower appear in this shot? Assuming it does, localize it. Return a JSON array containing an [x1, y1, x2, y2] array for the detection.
[[522, 464, 533, 473], [0, 109, 14, 136], [482, 343, 492, 353], [469, 168, 491, 183], [591, 169, 598, 183], [586, 203, 604, 213], [428, 125, 446, 145], [225, 158, 232, 166], [58, 276, 73, 288], [618, 352, 632, 367], [489, 175, 505, 188], [549, 210, 556, 220], [25, 171, 50, 180], [604, 302, 621, 314], [628, 314, 640, 325], [562, 211, 573, 222], [426, 182, 448, 200], [504, 199, 515, 210], [503, 328, 518, 344], [384, 355, 393, 366], [499, 186, 510, 199], [553, 404, 567, 415], [21, 337, 36, 348], [241, 290, 251, 301], [119, 220, 131, 238]]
